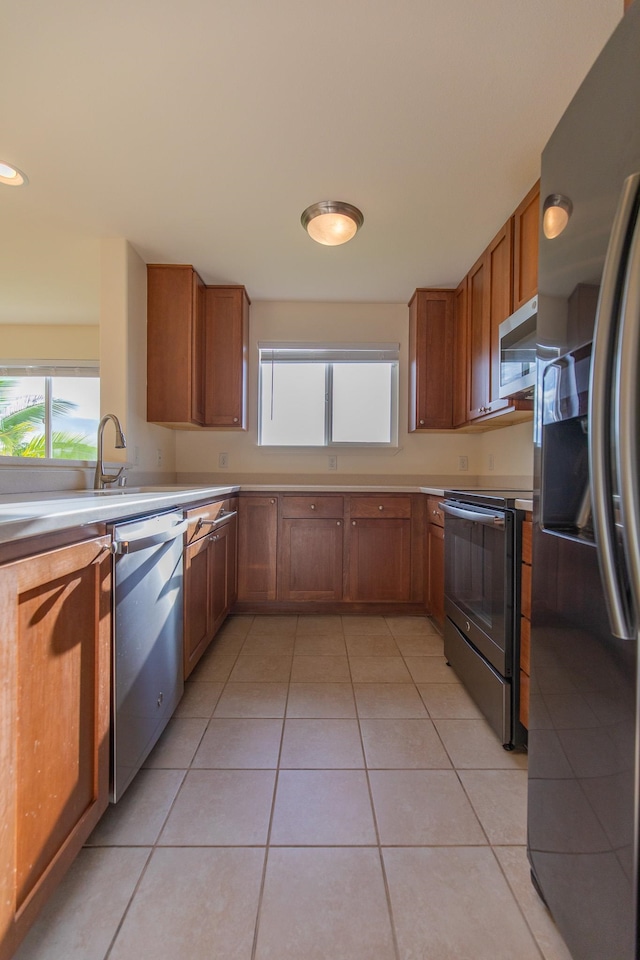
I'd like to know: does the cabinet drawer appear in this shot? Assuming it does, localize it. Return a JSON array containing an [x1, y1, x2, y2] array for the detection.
[[350, 496, 412, 519], [280, 496, 344, 519], [186, 497, 237, 542], [426, 496, 444, 527]]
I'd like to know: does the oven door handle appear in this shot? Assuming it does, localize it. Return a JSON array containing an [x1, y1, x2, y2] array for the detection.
[[439, 502, 505, 529]]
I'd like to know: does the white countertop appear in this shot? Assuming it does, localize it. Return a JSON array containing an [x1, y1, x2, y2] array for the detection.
[[0, 483, 532, 547], [0, 485, 239, 546]]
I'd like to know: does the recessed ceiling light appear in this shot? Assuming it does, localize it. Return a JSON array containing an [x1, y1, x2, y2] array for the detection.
[[0, 161, 28, 186], [301, 201, 364, 246]]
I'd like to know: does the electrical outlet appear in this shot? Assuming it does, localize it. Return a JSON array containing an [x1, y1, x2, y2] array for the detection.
[[156, 448, 162, 466], [328, 455, 337, 471], [488, 453, 495, 471], [458, 455, 469, 471], [219, 452, 229, 469]]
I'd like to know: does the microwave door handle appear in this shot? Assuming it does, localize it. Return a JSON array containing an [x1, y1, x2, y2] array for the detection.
[[589, 172, 640, 640], [616, 174, 640, 630], [440, 502, 505, 529]]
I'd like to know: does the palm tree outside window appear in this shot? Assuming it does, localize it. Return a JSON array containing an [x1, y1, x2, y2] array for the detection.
[[0, 364, 100, 460]]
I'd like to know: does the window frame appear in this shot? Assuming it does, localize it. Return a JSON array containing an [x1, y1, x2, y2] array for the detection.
[[0, 360, 100, 463], [258, 342, 399, 449]]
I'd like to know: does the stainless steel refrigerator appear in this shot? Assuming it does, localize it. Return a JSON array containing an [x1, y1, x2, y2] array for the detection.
[[528, 5, 640, 958]]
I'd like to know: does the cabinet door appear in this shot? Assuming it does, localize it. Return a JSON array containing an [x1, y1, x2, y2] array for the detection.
[[204, 286, 249, 428], [348, 518, 411, 602], [466, 252, 490, 420], [278, 518, 344, 601], [513, 181, 540, 311], [488, 219, 514, 408], [147, 264, 204, 427], [211, 523, 233, 634], [452, 277, 468, 427], [426, 522, 445, 629], [184, 534, 211, 679], [237, 496, 278, 601], [0, 537, 111, 960], [408, 289, 454, 430]]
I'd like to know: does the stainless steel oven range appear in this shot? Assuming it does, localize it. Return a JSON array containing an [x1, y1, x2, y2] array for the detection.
[[442, 489, 531, 749]]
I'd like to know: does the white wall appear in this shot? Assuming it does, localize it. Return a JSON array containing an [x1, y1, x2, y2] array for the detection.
[[0, 324, 99, 360], [100, 239, 176, 477], [175, 299, 534, 485]]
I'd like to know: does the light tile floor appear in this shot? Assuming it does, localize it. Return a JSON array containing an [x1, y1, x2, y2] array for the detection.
[[14, 615, 573, 960]]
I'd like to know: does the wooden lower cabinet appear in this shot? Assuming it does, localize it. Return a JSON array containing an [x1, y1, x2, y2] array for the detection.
[[348, 517, 411, 602], [235, 492, 425, 612], [426, 522, 445, 629], [0, 535, 111, 960], [278, 518, 344, 601], [184, 503, 237, 678], [237, 496, 278, 602]]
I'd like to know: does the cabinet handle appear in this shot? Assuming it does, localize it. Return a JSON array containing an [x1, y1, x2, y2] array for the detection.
[[310, 504, 316, 510]]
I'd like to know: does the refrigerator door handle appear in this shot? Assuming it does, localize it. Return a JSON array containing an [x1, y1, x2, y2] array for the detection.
[[616, 173, 640, 625], [589, 172, 640, 640]]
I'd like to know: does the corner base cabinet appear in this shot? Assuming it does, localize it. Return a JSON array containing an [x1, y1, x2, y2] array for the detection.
[[0, 534, 111, 960]]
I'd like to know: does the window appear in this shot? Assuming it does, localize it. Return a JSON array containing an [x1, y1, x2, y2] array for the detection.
[[259, 343, 399, 447], [0, 363, 100, 460]]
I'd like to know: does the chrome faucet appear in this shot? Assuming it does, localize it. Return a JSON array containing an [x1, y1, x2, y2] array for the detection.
[[94, 413, 127, 489]]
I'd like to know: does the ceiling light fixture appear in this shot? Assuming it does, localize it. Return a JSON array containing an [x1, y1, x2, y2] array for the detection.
[[0, 161, 28, 187], [301, 200, 364, 246], [543, 194, 572, 239]]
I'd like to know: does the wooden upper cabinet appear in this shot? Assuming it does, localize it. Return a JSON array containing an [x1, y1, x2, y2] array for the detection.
[[204, 285, 250, 429], [466, 251, 490, 421], [452, 277, 468, 428], [408, 289, 454, 431], [147, 264, 205, 426], [513, 181, 540, 310], [488, 218, 514, 408], [147, 268, 249, 429]]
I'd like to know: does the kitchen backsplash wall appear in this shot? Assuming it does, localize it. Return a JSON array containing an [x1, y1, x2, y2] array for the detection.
[[175, 299, 534, 483]]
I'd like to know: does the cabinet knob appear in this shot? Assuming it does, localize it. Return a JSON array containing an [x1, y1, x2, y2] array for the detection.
[[233, 417, 239, 423], [433, 509, 437, 515], [419, 419, 425, 425], [352, 520, 356, 526], [378, 505, 384, 511], [310, 503, 316, 510], [337, 521, 341, 526], [270, 498, 276, 504]]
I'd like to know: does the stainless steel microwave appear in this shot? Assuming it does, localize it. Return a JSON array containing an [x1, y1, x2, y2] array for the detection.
[[498, 296, 537, 399]]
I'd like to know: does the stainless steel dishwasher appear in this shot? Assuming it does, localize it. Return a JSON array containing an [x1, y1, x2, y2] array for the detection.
[[110, 510, 189, 801]]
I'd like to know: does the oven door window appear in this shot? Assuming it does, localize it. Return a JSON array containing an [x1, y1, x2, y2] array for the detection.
[[444, 509, 506, 654]]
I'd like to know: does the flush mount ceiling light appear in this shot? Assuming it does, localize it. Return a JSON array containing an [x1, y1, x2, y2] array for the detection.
[[543, 194, 572, 239], [301, 200, 364, 246], [0, 161, 28, 187]]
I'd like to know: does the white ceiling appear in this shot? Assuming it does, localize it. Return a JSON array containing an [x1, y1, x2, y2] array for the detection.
[[0, 0, 622, 324]]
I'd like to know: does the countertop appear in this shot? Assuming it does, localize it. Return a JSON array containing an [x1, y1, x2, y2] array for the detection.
[[0, 485, 240, 545], [0, 483, 532, 547]]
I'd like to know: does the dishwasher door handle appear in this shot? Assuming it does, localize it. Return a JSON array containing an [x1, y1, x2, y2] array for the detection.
[[440, 502, 505, 528], [111, 518, 190, 555]]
